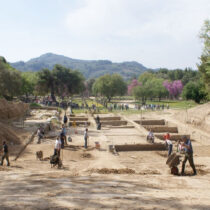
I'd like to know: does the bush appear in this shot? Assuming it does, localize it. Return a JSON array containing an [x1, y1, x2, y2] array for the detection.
[[30, 102, 41, 108]]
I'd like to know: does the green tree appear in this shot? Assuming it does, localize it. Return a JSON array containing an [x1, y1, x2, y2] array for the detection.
[[152, 78, 168, 101], [52, 64, 85, 97], [36, 68, 56, 101], [92, 74, 127, 101], [0, 57, 22, 100], [132, 85, 148, 104], [182, 81, 207, 103], [20, 72, 38, 99], [36, 65, 85, 101], [198, 19, 210, 98], [87, 78, 95, 96], [138, 72, 155, 85]]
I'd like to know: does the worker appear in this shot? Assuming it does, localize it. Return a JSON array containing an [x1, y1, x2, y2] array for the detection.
[[54, 137, 61, 157], [147, 129, 154, 143], [1, 141, 10, 166], [164, 132, 170, 141], [96, 115, 100, 124], [84, 128, 89, 149], [181, 136, 197, 176], [164, 132, 173, 156], [63, 113, 68, 125], [37, 126, 44, 144], [61, 124, 67, 146]]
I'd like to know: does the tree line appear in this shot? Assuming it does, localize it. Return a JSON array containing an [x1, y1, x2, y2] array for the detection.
[[0, 58, 85, 101], [0, 20, 209, 104]]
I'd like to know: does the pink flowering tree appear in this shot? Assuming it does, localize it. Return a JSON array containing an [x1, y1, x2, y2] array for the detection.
[[127, 79, 142, 95], [163, 80, 183, 99]]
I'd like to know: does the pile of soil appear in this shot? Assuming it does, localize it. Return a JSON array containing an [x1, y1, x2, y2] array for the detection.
[[81, 153, 92, 158], [0, 122, 21, 146], [0, 166, 10, 171], [90, 168, 135, 174], [138, 170, 161, 175], [0, 98, 29, 120]]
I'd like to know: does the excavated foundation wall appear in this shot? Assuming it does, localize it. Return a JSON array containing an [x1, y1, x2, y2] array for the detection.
[[135, 119, 165, 125], [155, 134, 190, 141], [70, 117, 88, 121], [143, 126, 178, 133], [101, 120, 127, 126], [69, 121, 90, 126], [95, 116, 121, 121], [31, 106, 58, 111], [115, 143, 166, 152]]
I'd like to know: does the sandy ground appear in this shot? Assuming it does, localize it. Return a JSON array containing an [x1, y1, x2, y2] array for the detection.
[[0, 108, 210, 209]]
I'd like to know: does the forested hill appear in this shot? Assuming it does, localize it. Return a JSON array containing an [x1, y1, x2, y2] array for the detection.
[[10, 53, 149, 79]]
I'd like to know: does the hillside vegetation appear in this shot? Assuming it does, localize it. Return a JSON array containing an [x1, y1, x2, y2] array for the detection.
[[10, 53, 148, 79]]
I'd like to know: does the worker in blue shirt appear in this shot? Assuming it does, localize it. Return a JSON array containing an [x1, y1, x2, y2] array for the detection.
[[1, 141, 10, 166], [181, 136, 197, 176]]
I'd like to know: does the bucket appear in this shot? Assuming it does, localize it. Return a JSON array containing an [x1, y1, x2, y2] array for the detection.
[[95, 141, 100, 149], [109, 145, 114, 152]]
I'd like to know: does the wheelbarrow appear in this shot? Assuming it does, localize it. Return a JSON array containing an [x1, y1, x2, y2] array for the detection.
[[166, 153, 181, 175]]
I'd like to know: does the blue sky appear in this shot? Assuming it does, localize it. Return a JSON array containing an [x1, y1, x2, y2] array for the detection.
[[0, 0, 209, 69]]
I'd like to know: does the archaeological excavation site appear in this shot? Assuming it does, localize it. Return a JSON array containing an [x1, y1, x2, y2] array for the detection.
[[0, 98, 210, 209]]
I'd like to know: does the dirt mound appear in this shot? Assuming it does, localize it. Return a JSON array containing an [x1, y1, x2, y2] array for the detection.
[[89, 168, 135, 174], [174, 102, 210, 133], [81, 153, 92, 158], [0, 98, 29, 120], [138, 170, 161, 175], [0, 122, 21, 146], [0, 166, 10, 171]]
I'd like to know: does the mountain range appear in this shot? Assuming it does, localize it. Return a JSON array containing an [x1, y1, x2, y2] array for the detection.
[[10, 53, 150, 79]]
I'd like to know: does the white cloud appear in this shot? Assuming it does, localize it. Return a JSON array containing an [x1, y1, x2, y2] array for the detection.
[[65, 0, 210, 68]]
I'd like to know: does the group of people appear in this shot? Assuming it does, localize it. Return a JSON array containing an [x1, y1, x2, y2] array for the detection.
[[136, 104, 170, 111], [53, 113, 89, 160], [164, 132, 196, 175], [146, 130, 197, 175], [109, 103, 129, 111]]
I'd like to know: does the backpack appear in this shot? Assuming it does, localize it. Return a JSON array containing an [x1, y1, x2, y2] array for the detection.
[[68, 136, 72, 142]]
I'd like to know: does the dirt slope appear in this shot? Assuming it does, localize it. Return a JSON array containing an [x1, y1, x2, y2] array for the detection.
[[174, 102, 210, 133], [0, 98, 29, 120], [0, 99, 30, 145]]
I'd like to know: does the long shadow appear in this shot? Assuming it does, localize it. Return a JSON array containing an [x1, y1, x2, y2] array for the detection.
[[0, 175, 187, 209], [1, 173, 210, 209]]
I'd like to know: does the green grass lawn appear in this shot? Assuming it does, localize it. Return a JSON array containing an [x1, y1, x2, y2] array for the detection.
[[110, 99, 197, 109], [65, 98, 199, 115], [139, 100, 197, 109]]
